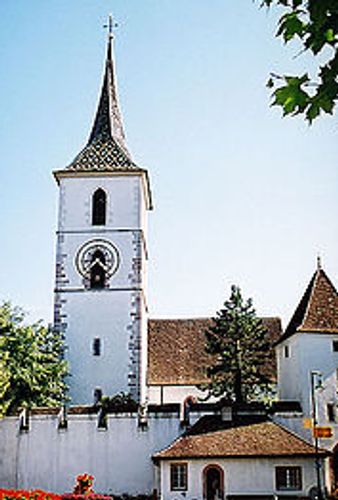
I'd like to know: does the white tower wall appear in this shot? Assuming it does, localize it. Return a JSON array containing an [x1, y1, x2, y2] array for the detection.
[[54, 173, 149, 404]]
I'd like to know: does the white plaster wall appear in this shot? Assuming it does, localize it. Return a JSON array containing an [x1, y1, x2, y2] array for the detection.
[[58, 175, 145, 231], [57, 230, 139, 290], [0, 417, 18, 487], [64, 291, 138, 402], [0, 413, 183, 494], [159, 457, 325, 500], [54, 174, 149, 404], [147, 385, 208, 406], [298, 333, 338, 416], [277, 335, 302, 403], [278, 333, 338, 417]]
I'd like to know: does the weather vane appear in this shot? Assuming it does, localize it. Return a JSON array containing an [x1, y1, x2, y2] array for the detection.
[[103, 14, 118, 39]]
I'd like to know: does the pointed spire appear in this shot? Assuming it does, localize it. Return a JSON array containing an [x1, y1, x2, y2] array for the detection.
[[278, 263, 338, 344], [88, 15, 129, 156], [63, 16, 141, 173]]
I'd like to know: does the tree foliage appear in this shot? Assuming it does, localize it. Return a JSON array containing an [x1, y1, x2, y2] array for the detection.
[[202, 285, 272, 403], [0, 302, 68, 416], [261, 0, 338, 123]]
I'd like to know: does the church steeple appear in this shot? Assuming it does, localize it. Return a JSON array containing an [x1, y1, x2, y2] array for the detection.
[[58, 18, 143, 174], [88, 16, 129, 156]]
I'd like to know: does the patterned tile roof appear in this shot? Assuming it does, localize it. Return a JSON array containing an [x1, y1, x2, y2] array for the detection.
[[64, 135, 139, 173], [59, 36, 141, 173], [278, 265, 338, 344], [147, 317, 282, 386], [153, 419, 329, 460]]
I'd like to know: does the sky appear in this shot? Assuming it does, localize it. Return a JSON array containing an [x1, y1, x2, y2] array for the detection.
[[0, 0, 337, 329]]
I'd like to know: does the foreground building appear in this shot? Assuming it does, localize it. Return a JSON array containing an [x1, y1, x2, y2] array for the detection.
[[153, 414, 329, 499]]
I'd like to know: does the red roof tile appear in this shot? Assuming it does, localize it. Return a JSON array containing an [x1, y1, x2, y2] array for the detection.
[[148, 318, 281, 386], [278, 267, 338, 344], [153, 421, 328, 460]]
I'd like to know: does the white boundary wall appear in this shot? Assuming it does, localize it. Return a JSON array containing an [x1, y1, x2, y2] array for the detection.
[[0, 412, 181, 495]]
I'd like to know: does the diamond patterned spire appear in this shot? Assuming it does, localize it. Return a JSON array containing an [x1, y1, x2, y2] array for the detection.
[[65, 33, 139, 172]]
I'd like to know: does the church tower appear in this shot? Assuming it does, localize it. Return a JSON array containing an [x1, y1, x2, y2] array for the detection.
[[53, 21, 152, 405]]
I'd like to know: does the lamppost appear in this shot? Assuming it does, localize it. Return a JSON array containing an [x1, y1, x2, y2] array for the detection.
[[311, 370, 324, 500]]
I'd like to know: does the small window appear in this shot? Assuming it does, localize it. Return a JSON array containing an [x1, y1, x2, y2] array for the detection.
[[170, 463, 188, 491], [93, 338, 101, 356], [93, 388, 102, 404], [333, 341, 338, 352], [327, 403, 335, 422], [284, 345, 290, 358], [92, 188, 106, 226], [276, 466, 302, 491]]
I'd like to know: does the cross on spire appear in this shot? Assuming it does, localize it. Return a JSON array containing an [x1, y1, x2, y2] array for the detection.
[[104, 14, 118, 40]]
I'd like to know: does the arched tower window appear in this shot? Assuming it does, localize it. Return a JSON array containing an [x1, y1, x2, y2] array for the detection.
[[92, 188, 106, 226], [90, 250, 106, 289]]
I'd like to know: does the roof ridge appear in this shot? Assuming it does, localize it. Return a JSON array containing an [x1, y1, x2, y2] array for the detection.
[[298, 268, 320, 331]]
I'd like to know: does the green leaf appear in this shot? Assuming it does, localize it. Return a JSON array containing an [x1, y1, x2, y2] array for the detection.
[[277, 11, 305, 42], [306, 101, 321, 123], [272, 75, 310, 115], [325, 28, 335, 42]]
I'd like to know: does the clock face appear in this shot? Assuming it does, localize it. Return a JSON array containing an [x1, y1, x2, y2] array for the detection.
[[75, 239, 120, 279]]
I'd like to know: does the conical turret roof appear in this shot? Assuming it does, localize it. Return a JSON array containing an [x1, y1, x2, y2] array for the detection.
[[277, 262, 338, 344]]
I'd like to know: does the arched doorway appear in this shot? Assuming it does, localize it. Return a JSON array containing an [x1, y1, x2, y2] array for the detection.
[[203, 464, 224, 500]]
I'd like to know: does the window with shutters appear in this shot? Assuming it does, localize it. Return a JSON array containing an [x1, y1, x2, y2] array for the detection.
[[170, 463, 188, 491], [275, 466, 302, 491]]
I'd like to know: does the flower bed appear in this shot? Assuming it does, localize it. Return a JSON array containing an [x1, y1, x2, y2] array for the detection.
[[0, 489, 60, 500], [0, 492, 111, 500], [62, 496, 111, 500]]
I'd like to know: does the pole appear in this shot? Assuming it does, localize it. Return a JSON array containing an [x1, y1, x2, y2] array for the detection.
[[311, 371, 324, 500]]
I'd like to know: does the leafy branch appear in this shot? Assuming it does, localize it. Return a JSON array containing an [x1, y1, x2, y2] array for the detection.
[[260, 0, 338, 123]]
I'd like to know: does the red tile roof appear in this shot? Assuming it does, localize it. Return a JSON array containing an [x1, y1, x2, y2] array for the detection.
[[153, 420, 328, 460], [148, 317, 281, 386], [278, 267, 338, 344]]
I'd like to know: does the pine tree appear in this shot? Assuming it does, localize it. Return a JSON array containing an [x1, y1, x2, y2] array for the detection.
[[203, 285, 272, 403]]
